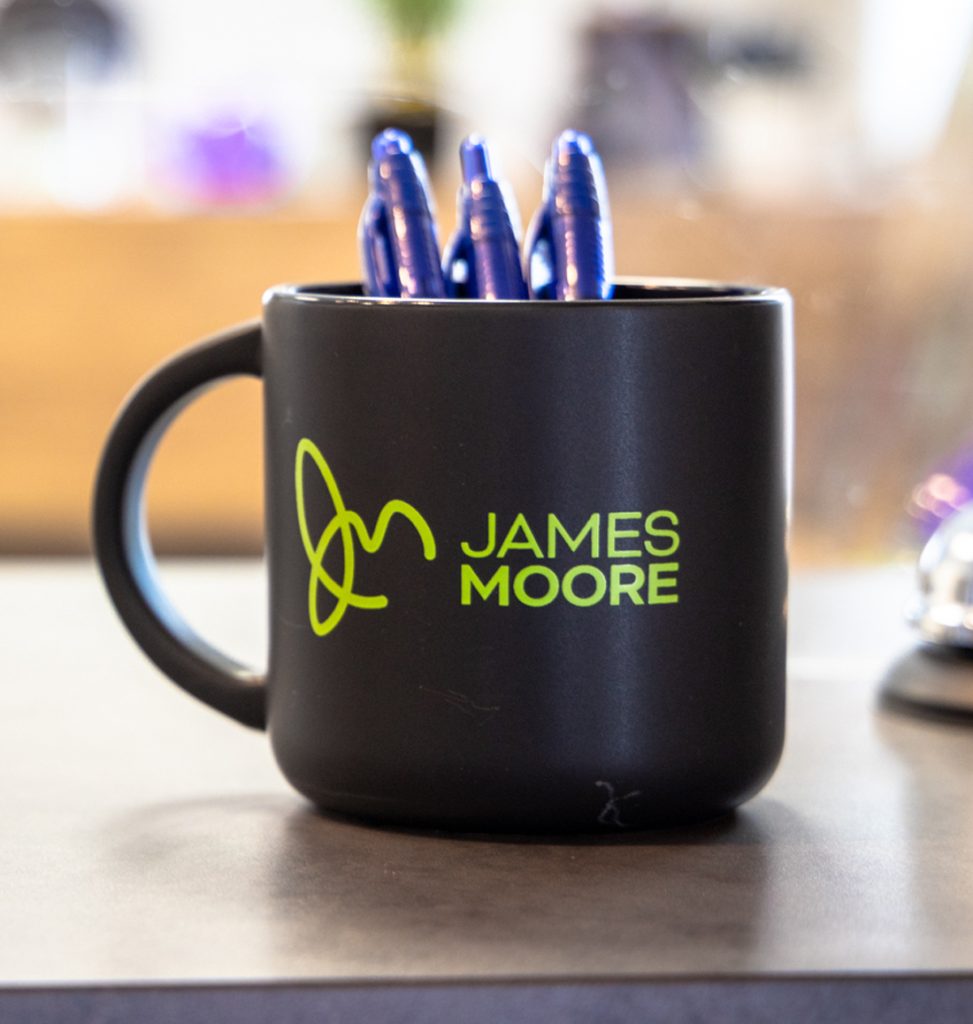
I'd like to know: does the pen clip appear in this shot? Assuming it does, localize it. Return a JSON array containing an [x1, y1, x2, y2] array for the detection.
[[358, 192, 395, 298], [524, 201, 555, 300], [443, 185, 477, 299]]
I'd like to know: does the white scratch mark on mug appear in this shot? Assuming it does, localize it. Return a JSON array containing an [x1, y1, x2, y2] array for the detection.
[[595, 780, 641, 828]]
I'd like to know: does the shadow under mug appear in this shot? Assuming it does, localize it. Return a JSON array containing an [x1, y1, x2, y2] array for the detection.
[[93, 278, 793, 833]]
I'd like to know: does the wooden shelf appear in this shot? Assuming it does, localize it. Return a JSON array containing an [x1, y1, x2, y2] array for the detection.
[[3, 202, 972, 561]]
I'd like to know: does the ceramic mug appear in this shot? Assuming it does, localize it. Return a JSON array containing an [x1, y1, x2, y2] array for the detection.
[[93, 279, 792, 832]]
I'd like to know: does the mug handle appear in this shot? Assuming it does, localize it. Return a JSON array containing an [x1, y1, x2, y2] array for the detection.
[[92, 321, 266, 730]]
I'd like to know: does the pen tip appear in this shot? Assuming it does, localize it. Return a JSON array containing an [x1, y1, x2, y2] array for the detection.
[[372, 128, 413, 163], [554, 129, 595, 161], [460, 134, 492, 184]]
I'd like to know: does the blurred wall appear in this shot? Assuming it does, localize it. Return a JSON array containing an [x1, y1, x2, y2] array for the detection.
[[3, 0, 973, 566]]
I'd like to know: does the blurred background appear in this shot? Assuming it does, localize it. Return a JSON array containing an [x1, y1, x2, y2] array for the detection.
[[2, 0, 973, 566]]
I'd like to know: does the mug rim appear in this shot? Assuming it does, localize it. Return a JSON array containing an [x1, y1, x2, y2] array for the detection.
[[264, 276, 789, 308]]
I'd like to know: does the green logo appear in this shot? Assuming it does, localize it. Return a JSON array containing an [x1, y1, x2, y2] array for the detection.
[[296, 439, 681, 629], [295, 438, 437, 636]]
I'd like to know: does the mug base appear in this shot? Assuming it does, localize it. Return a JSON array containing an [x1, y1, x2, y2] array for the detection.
[[310, 801, 740, 838], [311, 798, 745, 839], [276, 738, 782, 836], [296, 786, 750, 837]]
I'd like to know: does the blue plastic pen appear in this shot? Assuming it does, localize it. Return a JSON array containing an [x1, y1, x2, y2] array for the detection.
[[358, 129, 446, 299], [443, 135, 527, 300], [523, 130, 614, 301]]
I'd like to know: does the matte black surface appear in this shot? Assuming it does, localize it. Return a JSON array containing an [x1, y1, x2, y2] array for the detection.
[[92, 281, 791, 831], [92, 321, 266, 728], [263, 284, 790, 830]]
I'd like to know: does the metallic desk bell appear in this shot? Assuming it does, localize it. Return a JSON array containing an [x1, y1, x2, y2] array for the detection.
[[882, 502, 973, 720]]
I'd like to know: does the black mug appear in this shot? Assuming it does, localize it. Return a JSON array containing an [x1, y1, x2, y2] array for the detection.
[[93, 279, 792, 832]]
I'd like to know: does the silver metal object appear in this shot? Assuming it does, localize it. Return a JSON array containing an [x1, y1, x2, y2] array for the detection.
[[881, 502, 973, 720], [910, 502, 973, 649]]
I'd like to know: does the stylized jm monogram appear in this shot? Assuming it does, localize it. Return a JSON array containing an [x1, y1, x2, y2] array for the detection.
[[295, 438, 437, 636]]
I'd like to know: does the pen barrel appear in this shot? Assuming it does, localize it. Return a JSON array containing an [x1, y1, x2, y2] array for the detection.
[[548, 148, 612, 300], [469, 182, 528, 300], [382, 153, 435, 214], [550, 150, 606, 217], [551, 212, 610, 300], [378, 150, 447, 299], [389, 204, 447, 299]]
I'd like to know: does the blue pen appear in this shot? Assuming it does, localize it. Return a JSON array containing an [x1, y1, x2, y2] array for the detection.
[[358, 129, 446, 299], [523, 130, 614, 301], [442, 135, 528, 300]]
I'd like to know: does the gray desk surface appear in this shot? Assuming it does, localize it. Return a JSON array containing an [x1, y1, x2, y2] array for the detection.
[[1, 560, 972, 1023]]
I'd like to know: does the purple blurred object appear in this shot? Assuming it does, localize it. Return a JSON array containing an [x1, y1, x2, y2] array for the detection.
[[169, 114, 288, 207], [907, 443, 973, 539]]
